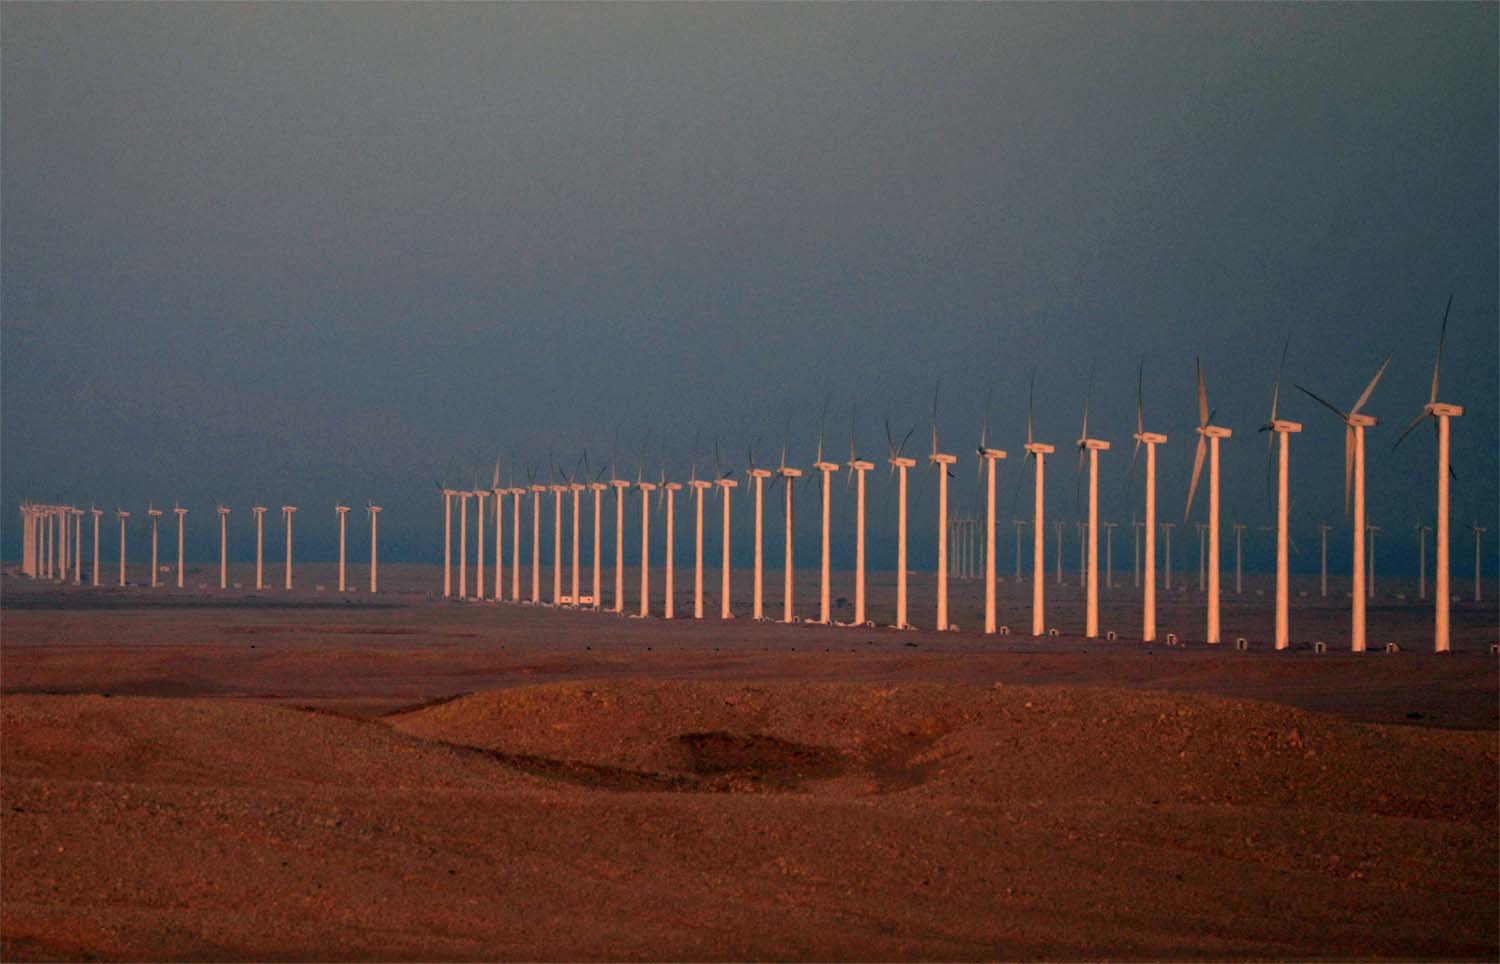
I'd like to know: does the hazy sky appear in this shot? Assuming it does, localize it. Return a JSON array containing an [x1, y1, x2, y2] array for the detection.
[[4, 2, 1496, 576]]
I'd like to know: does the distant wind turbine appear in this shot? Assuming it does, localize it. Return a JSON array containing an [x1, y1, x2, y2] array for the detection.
[[90, 507, 102, 587], [974, 387, 1008, 634], [886, 418, 918, 629], [714, 441, 737, 620], [1257, 335, 1301, 649], [216, 504, 230, 589], [252, 504, 267, 590], [1297, 353, 1390, 652], [117, 509, 130, 587], [367, 502, 381, 593], [1022, 372, 1055, 637], [148, 505, 163, 588], [1184, 358, 1233, 644], [846, 412, 876, 627], [928, 381, 958, 631], [281, 504, 296, 590], [335, 502, 351, 592], [813, 402, 841, 626], [1074, 366, 1110, 639], [774, 424, 802, 624], [747, 440, 773, 620]]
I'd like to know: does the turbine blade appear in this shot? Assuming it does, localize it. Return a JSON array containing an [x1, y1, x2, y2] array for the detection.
[[1081, 363, 1095, 441], [1350, 354, 1391, 417], [1295, 385, 1348, 422], [1196, 357, 1209, 428], [884, 418, 897, 458], [1391, 409, 1430, 451], [1430, 292, 1452, 405], [1265, 428, 1276, 514], [930, 377, 941, 456], [1184, 436, 1206, 522], [1270, 333, 1289, 423], [1027, 369, 1036, 447], [1136, 358, 1145, 436]]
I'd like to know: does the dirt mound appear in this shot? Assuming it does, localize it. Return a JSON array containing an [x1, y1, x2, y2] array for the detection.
[[390, 680, 1499, 820]]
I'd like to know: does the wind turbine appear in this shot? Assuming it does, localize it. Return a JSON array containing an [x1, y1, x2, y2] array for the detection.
[[216, 504, 230, 589], [1471, 523, 1486, 603], [1415, 521, 1431, 601], [335, 503, 351, 592], [1022, 372, 1055, 637], [637, 460, 657, 618], [974, 387, 1008, 634], [90, 507, 102, 587], [1392, 294, 1464, 651], [663, 471, 682, 620], [846, 413, 876, 627], [775, 426, 802, 624], [252, 504, 267, 590], [440, 486, 455, 598], [567, 459, 585, 606], [813, 403, 840, 626], [473, 485, 488, 601], [528, 469, 545, 604], [549, 464, 566, 606], [281, 505, 296, 590], [509, 481, 524, 603], [458, 486, 471, 601], [72, 507, 84, 584], [148, 505, 163, 588], [1160, 522, 1175, 591], [1317, 523, 1332, 598], [117, 509, 129, 587], [1074, 366, 1110, 638], [491, 461, 505, 601], [367, 502, 381, 593], [887, 419, 917, 629], [747, 440, 773, 620], [713, 441, 737, 619], [1297, 353, 1390, 652], [928, 381, 958, 631], [610, 463, 630, 613], [1258, 336, 1301, 649], [1184, 358, 1233, 644], [689, 459, 710, 620], [590, 471, 608, 609], [1102, 521, 1116, 591]]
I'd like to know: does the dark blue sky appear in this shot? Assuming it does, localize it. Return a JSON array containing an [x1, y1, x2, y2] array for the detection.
[[4, 2, 1496, 576]]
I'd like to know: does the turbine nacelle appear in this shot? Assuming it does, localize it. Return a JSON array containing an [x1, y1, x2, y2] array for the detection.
[[588, 482, 609, 492], [609, 480, 632, 490], [666, 482, 686, 492], [813, 461, 840, 473], [979, 448, 1008, 461], [888, 457, 917, 469], [928, 453, 957, 466], [747, 468, 773, 479], [1267, 419, 1303, 434], [778, 467, 803, 479], [1133, 432, 1167, 445], [1023, 443, 1055, 456], [1196, 425, 1233, 439], [1347, 414, 1376, 428], [847, 460, 875, 472], [1428, 402, 1463, 418], [1077, 439, 1110, 452], [715, 478, 738, 489]]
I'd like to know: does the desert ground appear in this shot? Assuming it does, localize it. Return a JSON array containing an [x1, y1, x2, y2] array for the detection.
[[3, 563, 1496, 961]]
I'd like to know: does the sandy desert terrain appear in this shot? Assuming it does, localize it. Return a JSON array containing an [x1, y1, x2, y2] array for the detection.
[[2, 566, 1496, 961]]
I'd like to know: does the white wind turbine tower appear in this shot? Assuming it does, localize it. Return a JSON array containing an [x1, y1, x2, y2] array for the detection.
[[812, 404, 841, 626], [252, 504, 267, 590], [549, 464, 566, 606], [1184, 359, 1233, 644], [609, 457, 630, 612], [147, 505, 163, 588], [335, 502, 351, 592], [281, 504, 297, 590], [528, 469, 545, 605], [589, 468, 608, 609], [1257, 337, 1301, 650], [566, 457, 586, 605], [473, 485, 488, 601], [1470, 523, 1486, 603], [974, 388, 1007, 634], [886, 419, 918, 630], [636, 460, 658, 618], [1021, 373, 1055, 637], [928, 382, 958, 631], [1414, 520, 1431, 601], [509, 482, 524, 602], [439, 485, 455, 598], [1297, 354, 1390, 653], [1074, 367, 1110, 639], [216, 504, 230, 589], [457, 486, 471, 601], [663, 470, 682, 620], [367, 502, 381, 593], [687, 460, 709, 620], [713, 442, 737, 620], [747, 441, 773, 620], [90, 507, 102, 587], [1161, 522, 1175, 591], [490, 461, 505, 601], [1392, 294, 1464, 651], [1102, 521, 1116, 590], [774, 429, 802, 624], [72, 507, 84, 584], [117, 509, 130, 587], [846, 413, 876, 627]]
